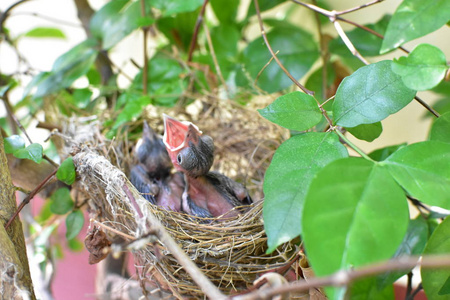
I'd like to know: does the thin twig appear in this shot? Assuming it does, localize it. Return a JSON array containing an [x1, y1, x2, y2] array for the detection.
[[253, 0, 314, 96], [11, 11, 82, 28], [202, 22, 228, 94], [414, 95, 440, 118], [335, 130, 373, 161], [255, 50, 279, 86], [312, 0, 329, 100], [140, 0, 149, 94], [405, 272, 413, 299], [232, 255, 450, 300], [335, 0, 385, 16], [5, 169, 57, 230], [187, 0, 209, 62], [406, 283, 423, 300], [332, 19, 370, 65]]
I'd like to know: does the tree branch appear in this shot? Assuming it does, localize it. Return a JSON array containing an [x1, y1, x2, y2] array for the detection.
[[253, 0, 314, 96], [232, 255, 450, 300]]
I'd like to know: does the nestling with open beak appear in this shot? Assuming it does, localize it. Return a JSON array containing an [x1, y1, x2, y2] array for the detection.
[[163, 114, 252, 218], [130, 122, 183, 212]]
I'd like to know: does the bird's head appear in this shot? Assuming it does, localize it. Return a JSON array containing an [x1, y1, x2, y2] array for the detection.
[[163, 114, 214, 177]]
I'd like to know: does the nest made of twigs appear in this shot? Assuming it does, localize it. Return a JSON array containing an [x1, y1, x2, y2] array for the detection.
[[65, 97, 306, 298]]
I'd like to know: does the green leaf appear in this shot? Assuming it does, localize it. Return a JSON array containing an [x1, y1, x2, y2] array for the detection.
[[377, 215, 429, 289], [242, 24, 319, 93], [33, 39, 98, 98], [23, 27, 66, 39], [368, 144, 406, 162], [57, 157, 76, 185], [107, 95, 151, 138], [304, 64, 336, 103], [429, 112, 450, 143], [258, 92, 322, 131], [439, 276, 450, 296], [384, 141, 450, 209], [302, 158, 408, 299], [247, 0, 285, 17], [157, 10, 199, 51], [263, 132, 348, 253], [152, 0, 203, 16], [67, 238, 84, 252], [421, 216, 450, 300], [381, 0, 450, 53], [132, 55, 186, 106], [36, 201, 53, 223], [66, 210, 84, 240], [13, 143, 43, 163], [71, 88, 93, 109], [330, 14, 391, 57], [4, 135, 25, 154], [90, 0, 154, 50], [392, 44, 448, 91], [346, 122, 382, 142], [333, 60, 416, 127], [50, 188, 74, 215], [350, 277, 394, 300], [210, 0, 239, 23]]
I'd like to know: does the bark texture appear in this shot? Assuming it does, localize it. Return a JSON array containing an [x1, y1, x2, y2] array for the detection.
[[0, 131, 36, 299]]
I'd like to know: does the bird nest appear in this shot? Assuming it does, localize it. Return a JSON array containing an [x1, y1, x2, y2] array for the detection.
[[63, 98, 306, 298]]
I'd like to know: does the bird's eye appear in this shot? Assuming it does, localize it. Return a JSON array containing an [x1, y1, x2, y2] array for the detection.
[[177, 153, 182, 164]]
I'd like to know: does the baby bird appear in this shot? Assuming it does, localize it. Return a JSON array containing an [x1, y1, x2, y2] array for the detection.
[[163, 114, 252, 218], [130, 122, 183, 212]]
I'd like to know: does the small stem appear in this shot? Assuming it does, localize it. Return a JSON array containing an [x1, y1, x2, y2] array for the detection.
[[335, 0, 385, 16], [5, 169, 58, 230], [334, 129, 374, 161], [254, 0, 314, 96], [405, 272, 413, 299], [203, 22, 228, 95], [140, 0, 149, 95], [311, 0, 329, 100], [187, 0, 209, 62]]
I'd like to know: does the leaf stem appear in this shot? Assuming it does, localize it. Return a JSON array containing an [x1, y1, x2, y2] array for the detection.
[[187, 0, 209, 63], [253, 0, 314, 96], [334, 129, 374, 162], [140, 0, 148, 95]]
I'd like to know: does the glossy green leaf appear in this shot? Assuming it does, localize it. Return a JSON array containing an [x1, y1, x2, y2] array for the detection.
[[381, 0, 450, 53], [66, 210, 84, 240], [67, 238, 83, 252], [4, 135, 25, 154], [247, 0, 285, 16], [210, 0, 239, 23], [263, 132, 348, 253], [112, 95, 151, 131], [333, 60, 416, 127], [384, 141, 450, 209], [50, 188, 74, 215], [33, 39, 98, 98], [330, 15, 391, 57], [152, 0, 203, 16], [242, 24, 319, 93], [132, 55, 186, 106], [258, 92, 322, 131], [23, 27, 66, 39], [302, 158, 408, 300], [346, 122, 382, 142], [429, 112, 450, 143], [13, 143, 43, 163], [57, 157, 76, 185], [90, 0, 154, 50], [421, 216, 450, 300], [350, 277, 394, 300], [392, 44, 448, 91], [369, 144, 406, 162], [377, 215, 428, 289]]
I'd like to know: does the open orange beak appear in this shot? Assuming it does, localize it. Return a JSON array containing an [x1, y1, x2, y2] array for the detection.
[[163, 114, 202, 168]]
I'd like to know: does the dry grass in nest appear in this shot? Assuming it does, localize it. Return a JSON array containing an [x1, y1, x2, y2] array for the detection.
[[66, 99, 305, 298]]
